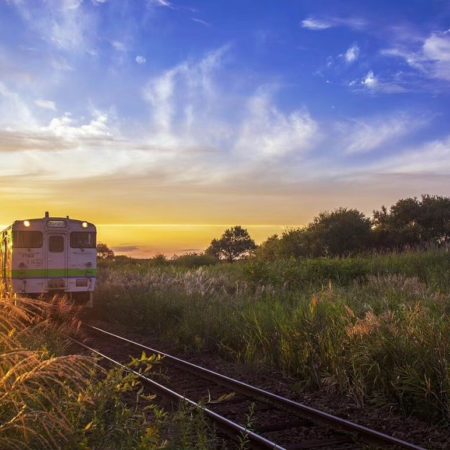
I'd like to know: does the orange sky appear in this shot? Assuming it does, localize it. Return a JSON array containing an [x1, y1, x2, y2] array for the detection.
[[97, 224, 290, 258], [1, 172, 448, 257]]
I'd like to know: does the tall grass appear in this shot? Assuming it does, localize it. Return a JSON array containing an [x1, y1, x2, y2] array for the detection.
[[0, 297, 94, 449], [95, 250, 450, 422], [243, 250, 450, 292], [0, 295, 219, 449]]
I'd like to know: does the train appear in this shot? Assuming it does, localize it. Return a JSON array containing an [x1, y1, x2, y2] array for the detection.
[[1, 212, 96, 305]]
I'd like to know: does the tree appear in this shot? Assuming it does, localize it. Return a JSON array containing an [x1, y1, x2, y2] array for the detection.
[[257, 209, 372, 259], [306, 208, 372, 257], [372, 195, 450, 249], [206, 226, 257, 262], [256, 234, 282, 260], [97, 243, 115, 260]]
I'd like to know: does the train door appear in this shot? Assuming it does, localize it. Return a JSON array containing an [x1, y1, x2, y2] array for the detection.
[[47, 234, 68, 290]]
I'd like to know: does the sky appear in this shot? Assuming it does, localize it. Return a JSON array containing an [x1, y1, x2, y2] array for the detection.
[[0, 0, 449, 256]]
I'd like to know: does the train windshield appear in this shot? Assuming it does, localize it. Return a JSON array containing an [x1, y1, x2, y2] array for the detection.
[[13, 231, 43, 248], [70, 232, 96, 249]]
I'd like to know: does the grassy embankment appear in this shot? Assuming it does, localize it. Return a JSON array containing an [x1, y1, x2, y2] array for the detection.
[[94, 250, 450, 423], [0, 295, 219, 449]]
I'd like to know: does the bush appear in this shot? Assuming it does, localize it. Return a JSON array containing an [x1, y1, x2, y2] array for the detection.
[[94, 251, 450, 421]]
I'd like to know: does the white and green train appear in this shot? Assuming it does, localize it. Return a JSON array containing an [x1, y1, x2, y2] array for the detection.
[[1, 212, 96, 304]]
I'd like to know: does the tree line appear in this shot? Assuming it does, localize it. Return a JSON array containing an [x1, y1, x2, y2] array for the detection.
[[97, 195, 450, 263], [208, 195, 450, 261]]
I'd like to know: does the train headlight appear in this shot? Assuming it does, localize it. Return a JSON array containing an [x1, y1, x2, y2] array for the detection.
[[82, 222, 88, 228], [23, 220, 30, 227]]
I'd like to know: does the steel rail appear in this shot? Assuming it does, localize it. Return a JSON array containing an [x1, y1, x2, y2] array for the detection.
[[70, 337, 285, 450], [85, 323, 425, 450]]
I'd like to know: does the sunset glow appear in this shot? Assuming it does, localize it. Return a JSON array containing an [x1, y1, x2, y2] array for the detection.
[[1, 0, 449, 256]]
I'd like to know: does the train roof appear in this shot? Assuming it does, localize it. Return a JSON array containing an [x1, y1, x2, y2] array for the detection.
[[1, 213, 96, 233]]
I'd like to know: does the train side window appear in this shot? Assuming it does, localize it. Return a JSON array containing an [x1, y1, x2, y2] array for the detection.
[[49, 236, 64, 253], [70, 232, 96, 249], [12, 231, 43, 248]]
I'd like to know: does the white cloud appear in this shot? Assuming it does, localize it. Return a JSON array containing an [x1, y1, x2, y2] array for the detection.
[[51, 58, 74, 72], [301, 18, 332, 30], [423, 32, 450, 62], [345, 44, 359, 63], [10, 0, 95, 52], [112, 41, 127, 52], [372, 135, 450, 176], [301, 16, 366, 31], [339, 114, 426, 155], [358, 71, 406, 93], [234, 89, 318, 159], [381, 31, 450, 83], [141, 46, 319, 179], [136, 55, 146, 64], [0, 82, 36, 128], [35, 99, 57, 111], [362, 71, 378, 89], [151, 0, 173, 8], [143, 46, 229, 141], [62, 0, 83, 10], [192, 18, 211, 27], [422, 32, 450, 80], [0, 47, 442, 197], [46, 113, 111, 139]]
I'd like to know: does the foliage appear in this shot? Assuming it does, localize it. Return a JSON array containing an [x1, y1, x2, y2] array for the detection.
[[372, 195, 450, 249], [246, 250, 450, 291], [94, 250, 450, 422], [149, 254, 169, 266], [206, 226, 257, 262], [172, 253, 218, 268], [0, 296, 219, 450], [257, 195, 450, 260], [257, 208, 372, 259], [96, 242, 115, 260], [307, 208, 372, 256]]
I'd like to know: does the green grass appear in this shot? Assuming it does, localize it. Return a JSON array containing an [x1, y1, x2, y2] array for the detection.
[[94, 250, 450, 422], [0, 295, 219, 449]]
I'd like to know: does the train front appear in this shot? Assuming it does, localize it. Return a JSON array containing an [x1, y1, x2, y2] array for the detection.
[[9, 214, 97, 305]]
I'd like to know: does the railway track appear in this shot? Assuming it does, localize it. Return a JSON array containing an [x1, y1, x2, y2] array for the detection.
[[72, 324, 426, 450]]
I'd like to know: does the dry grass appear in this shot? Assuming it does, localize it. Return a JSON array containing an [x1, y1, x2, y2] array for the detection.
[[0, 296, 95, 449], [0, 294, 220, 449], [94, 256, 450, 422]]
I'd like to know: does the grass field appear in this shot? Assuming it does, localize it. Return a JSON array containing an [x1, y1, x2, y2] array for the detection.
[[94, 250, 450, 423], [0, 295, 218, 449]]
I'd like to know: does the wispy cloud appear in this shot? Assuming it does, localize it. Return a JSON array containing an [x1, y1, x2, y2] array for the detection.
[[191, 18, 211, 27], [338, 114, 427, 155], [301, 16, 366, 31], [301, 18, 332, 31], [0, 43, 446, 223], [234, 88, 318, 159], [345, 44, 360, 63], [362, 70, 378, 89], [355, 70, 407, 93], [136, 55, 147, 64], [112, 41, 127, 52], [34, 99, 57, 111], [381, 31, 450, 83], [371, 135, 450, 176], [151, 0, 174, 9], [9, 0, 96, 53]]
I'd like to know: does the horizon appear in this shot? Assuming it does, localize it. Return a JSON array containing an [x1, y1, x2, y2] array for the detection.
[[1, 0, 449, 256], [0, 192, 443, 257]]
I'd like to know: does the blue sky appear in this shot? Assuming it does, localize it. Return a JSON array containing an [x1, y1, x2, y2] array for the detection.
[[0, 0, 450, 254]]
